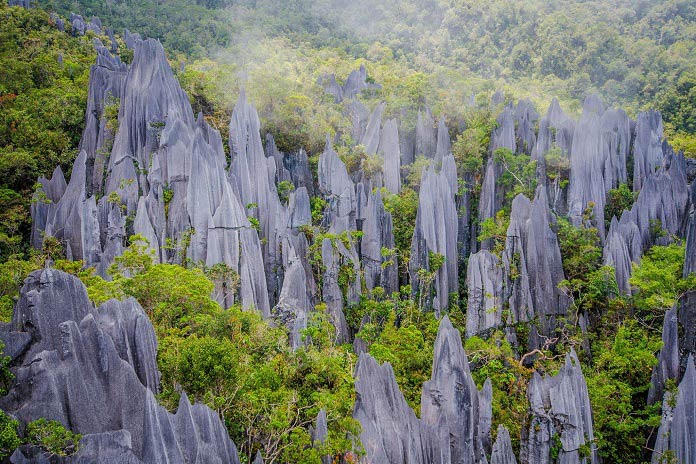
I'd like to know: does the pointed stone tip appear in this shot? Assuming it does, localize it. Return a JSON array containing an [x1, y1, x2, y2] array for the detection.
[[439, 314, 454, 331]]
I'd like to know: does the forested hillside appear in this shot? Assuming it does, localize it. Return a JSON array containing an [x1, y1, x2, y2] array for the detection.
[[0, 1, 695, 464]]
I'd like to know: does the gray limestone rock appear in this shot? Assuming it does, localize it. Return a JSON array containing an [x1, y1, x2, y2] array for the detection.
[[321, 238, 351, 344], [362, 102, 385, 155], [30, 166, 67, 249], [466, 250, 504, 337], [651, 355, 696, 464], [421, 316, 488, 463], [360, 189, 398, 295], [514, 99, 538, 156], [380, 118, 402, 194], [272, 245, 312, 350], [648, 307, 680, 404], [633, 110, 665, 192], [353, 353, 443, 464], [523, 350, 598, 464], [490, 426, 517, 464], [415, 108, 436, 159], [228, 91, 284, 306], [318, 137, 356, 234], [0, 269, 241, 464], [435, 115, 451, 163], [409, 159, 458, 313], [567, 95, 609, 240], [309, 409, 331, 464], [354, 317, 491, 464]]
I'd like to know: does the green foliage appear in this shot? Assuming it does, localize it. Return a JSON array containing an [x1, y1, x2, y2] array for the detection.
[[276, 180, 295, 204], [604, 183, 636, 226], [74, 237, 360, 461], [630, 243, 696, 318], [310, 196, 327, 226], [478, 210, 510, 257], [585, 321, 662, 463], [0, 411, 20, 459], [0, 341, 14, 397], [24, 418, 81, 457], [0, 4, 94, 256], [544, 145, 570, 184], [452, 110, 496, 177], [492, 148, 537, 205], [556, 215, 602, 282], [465, 331, 537, 456], [382, 187, 418, 275], [368, 311, 438, 412]]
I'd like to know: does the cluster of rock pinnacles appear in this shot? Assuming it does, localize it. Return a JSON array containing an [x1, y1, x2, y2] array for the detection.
[[1, 10, 695, 463]]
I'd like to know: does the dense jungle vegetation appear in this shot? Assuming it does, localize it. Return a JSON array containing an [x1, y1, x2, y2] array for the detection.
[[1, 1, 696, 462]]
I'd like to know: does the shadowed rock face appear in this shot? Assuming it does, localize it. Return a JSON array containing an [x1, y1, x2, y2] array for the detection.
[[361, 189, 398, 295], [1, 269, 240, 464], [567, 95, 610, 240], [603, 149, 690, 294], [523, 350, 598, 464], [466, 250, 504, 337], [652, 355, 696, 464], [681, 184, 696, 361], [648, 307, 680, 405]]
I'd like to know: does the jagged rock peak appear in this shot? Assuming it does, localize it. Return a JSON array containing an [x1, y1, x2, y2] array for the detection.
[[524, 349, 598, 464], [380, 118, 402, 194], [648, 307, 680, 404], [490, 425, 517, 464], [353, 352, 442, 464], [318, 136, 356, 233], [409, 162, 458, 313], [633, 110, 665, 192], [421, 316, 489, 463], [651, 355, 696, 464], [1, 268, 241, 464]]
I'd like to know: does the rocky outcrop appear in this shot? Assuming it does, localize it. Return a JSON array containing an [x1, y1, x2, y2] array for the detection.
[[318, 138, 357, 234], [648, 307, 680, 405], [421, 316, 490, 463], [228, 91, 286, 306], [567, 95, 610, 239], [466, 250, 504, 337], [320, 65, 380, 103], [0, 268, 240, 464], [308, 409, 331, 464], [435, 115, 451, 163], [415, 108, 436, 159], [31, 38, 270, 315], [523, 350, 598, 464], [360, 189, 398, 295], [353, 353, 442, 464], [354, 317, 490, 464], [633, 111, 665, 193], [478, 106, 516, 227], [680, 183, 696, 362], [380, 118, 402, 194], [30, 167, 67, 249], [409, 157, 458, 313], [651, 355, 696, 464], [467, 187, 568, 345], [491, 426, 517, 464], [604, 148, 690, 293]]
